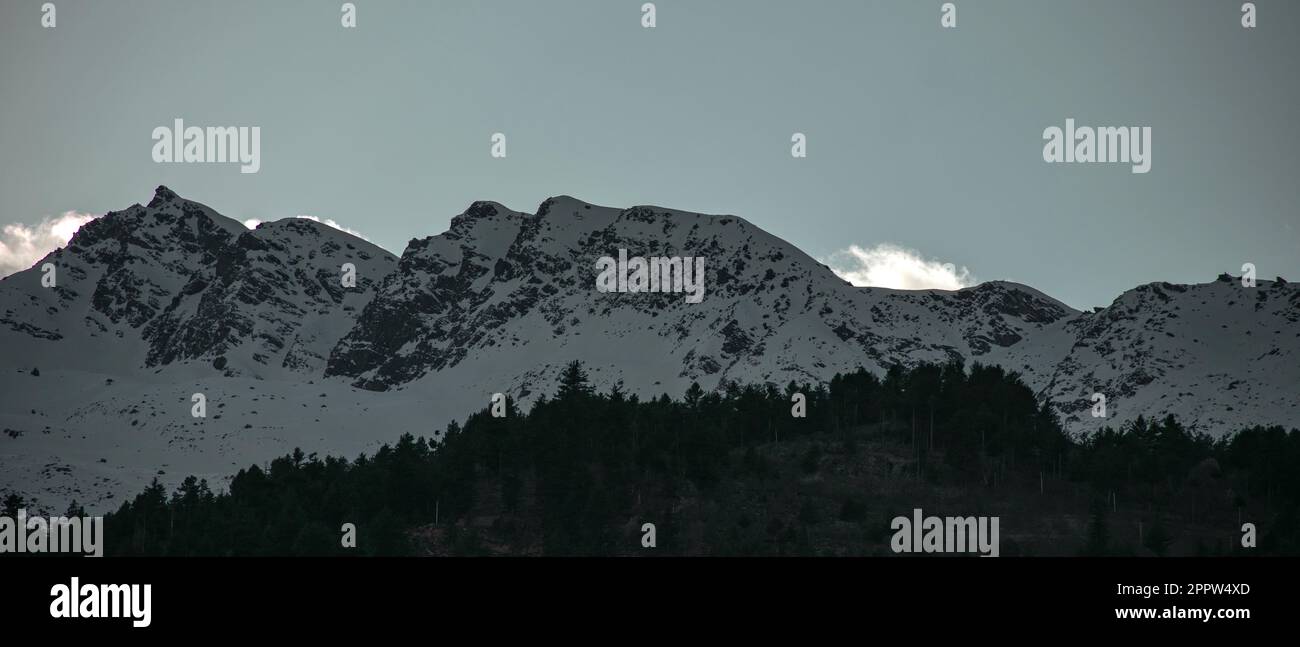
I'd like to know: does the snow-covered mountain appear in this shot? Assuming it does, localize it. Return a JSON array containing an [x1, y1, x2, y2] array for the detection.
[[0, 186, 396, 377], [1, 187, 1295, 512], [1041, 277, 1299, 430], [325, 196, 1079, 400], [0, 187, 402, 513]]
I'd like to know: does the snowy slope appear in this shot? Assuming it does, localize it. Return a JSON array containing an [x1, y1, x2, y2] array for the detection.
[[0, 186, 397, 377], [1, 188, 1295, 513], [0, 187, 406, 512], [1041, 277, 1300, 434], [326, 197, 1079, 403]]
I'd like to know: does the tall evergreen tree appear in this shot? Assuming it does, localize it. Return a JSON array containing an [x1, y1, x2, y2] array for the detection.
[[557, 360, 593, 400]]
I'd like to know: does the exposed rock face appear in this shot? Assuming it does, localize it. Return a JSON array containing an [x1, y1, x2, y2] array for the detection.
[[1, 187, 1296, 513], [326, 196, 1081, 406], [1, 186, 397, 377]]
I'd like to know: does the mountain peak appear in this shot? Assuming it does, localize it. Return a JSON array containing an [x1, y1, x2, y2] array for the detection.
[[963, 280, 1079, 316], [465, 200, 509, 218], [148, 185, 180, 208], [4, 190, 1298, 515]]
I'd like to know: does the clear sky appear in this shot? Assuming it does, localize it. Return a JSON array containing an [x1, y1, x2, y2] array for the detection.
[[1, 0, 1296, 309]]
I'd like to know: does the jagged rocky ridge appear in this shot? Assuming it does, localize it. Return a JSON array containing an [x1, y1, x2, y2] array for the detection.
[[0, 187, 1295, 511], [1, 186, 396, 377]]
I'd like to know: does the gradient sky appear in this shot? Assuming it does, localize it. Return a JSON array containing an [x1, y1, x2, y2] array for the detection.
[[1, 0, 1296, 309]]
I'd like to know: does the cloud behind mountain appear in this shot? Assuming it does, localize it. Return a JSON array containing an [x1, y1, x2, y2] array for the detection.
[[0, 211, 97, 277]]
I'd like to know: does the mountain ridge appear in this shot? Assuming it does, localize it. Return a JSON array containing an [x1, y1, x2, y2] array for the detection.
[[0, 186, 1294, 512]]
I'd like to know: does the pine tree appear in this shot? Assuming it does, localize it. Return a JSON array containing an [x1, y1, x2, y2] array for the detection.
[[684, 382, 703, 408], [2, 492, 24, 517], [556, 360, 592, 400]]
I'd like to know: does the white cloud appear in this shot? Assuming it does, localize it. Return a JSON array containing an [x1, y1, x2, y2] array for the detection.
[[823, 243, 975, 291], [294, 215, 370, 241], [0, 211, 98, 277], [242, 214, 370, 241]]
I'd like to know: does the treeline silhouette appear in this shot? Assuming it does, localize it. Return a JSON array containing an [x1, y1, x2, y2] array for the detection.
[[56, 360, 1298, 556]]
